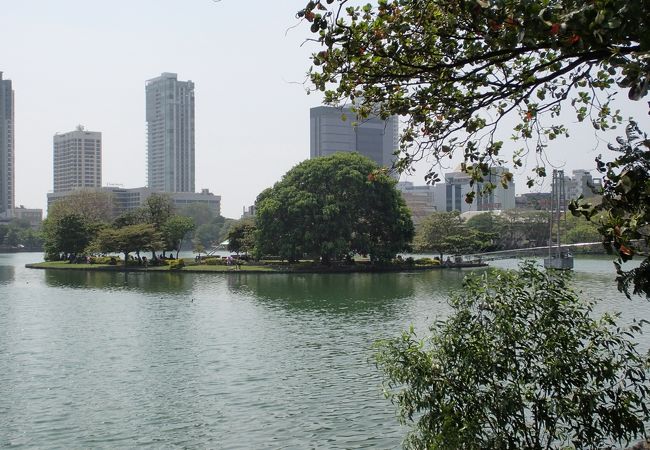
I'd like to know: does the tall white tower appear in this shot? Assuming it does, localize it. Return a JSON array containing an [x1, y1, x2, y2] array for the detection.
[[146, 72, 195, 193], [0, 72, 15, 214]]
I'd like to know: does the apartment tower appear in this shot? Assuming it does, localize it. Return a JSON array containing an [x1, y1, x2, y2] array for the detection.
[[53, 126, 102, 193], [0, 72, 15, 214], [145, 72, 195, 193]]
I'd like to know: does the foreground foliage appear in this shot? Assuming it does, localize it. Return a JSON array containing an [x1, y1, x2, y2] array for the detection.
[[375, 263, 649, 449], [572, 121, 650, 298], [299, 0, 649, 186]]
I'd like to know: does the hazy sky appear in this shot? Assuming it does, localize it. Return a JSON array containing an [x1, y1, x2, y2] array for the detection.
[[2, 0, 647, 218]]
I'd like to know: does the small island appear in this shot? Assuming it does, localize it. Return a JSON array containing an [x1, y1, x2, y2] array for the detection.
[[26, 255, 487, 274], [31, 153, 489, 275]]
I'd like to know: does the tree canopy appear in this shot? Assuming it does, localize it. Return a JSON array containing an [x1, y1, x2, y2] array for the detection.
[[227, 218, 256, 255], [414, 211, 482, 258], [255, 152, 414, 263], [299, 0, 649, 185]]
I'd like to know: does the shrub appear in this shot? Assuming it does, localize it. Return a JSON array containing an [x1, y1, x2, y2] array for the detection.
[[375, 262, 650, 449], [414, 257, 439, 266], [203, 257, 225, 266], [168, 259, 185, 271], [92, 256, 114, 265]]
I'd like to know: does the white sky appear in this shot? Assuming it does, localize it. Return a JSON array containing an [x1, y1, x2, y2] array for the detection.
[[2, 0, 648, 218]]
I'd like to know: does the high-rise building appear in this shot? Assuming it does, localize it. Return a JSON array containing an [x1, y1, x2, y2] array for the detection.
[[53, 126, 102, 193], [310, 106, 399, 170], [0, 72, 15, 215], [146, 72, 195, 193]]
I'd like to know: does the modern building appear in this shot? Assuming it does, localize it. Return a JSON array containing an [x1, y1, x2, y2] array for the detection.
[[241, 205, 255, 219], [310, 106, 399, 171], [444, 167, 516, 213], [53, 126, 102, 193], [564, 169, 602, 200], [146, 72, 195, 193], [0, 72, 14, 215], [396, 181, 443, 224], [47, 187, 220, 218]]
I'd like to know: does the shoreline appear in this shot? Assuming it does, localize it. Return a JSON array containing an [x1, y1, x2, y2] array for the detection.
[[25, 261, 488, 274]]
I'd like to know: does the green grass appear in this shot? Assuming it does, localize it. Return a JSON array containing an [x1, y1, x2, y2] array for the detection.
[[27, 260, 276, 273]]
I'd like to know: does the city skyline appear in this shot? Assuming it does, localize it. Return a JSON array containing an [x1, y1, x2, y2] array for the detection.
[[1, 1, 647, 218]]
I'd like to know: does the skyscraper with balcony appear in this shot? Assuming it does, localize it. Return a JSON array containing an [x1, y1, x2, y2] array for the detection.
[[53, 126, 102, 193], [0, 72, 15, 215], [310, 106, 399, 171], [146, 72, 195, 193]]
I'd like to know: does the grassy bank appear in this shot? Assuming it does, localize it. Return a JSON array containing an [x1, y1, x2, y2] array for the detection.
[[26, 258, 487, 274]]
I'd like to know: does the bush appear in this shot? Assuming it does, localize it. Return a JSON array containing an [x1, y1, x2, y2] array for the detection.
[[168, 259, 185, 270], [203, 257, 226, 266], [375, 262, 649, 449], [414, 257, 440, 266], [91, 256, 114, 265]]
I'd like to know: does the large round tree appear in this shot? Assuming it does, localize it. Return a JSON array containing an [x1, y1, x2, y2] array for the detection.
[[255, 152, 414, 263]]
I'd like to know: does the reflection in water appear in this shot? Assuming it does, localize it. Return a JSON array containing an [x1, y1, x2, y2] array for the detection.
[[0, 265, 15, 285], [228, 272, 416, 313], [44, 270, 195, 294]]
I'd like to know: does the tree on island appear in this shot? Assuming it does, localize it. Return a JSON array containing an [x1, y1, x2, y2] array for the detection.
[[414, 211, 483, 259], [255, 152, 414, 263], [227, 218, 256, 256], [42, 213, 99, 260], [42, 190, 116, 260], [92, 223, 162, 268], [162, 215, 195, 259]]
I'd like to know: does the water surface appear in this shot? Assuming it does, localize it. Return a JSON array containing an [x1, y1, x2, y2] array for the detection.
[[0, 253, 646, 448]]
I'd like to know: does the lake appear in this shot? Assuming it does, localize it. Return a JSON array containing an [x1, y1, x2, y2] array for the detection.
[[1, 253, 648, 448]]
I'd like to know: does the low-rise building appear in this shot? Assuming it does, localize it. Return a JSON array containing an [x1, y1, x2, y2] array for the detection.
[[47, 187, 221, 218], [0, 206, 43, 229]]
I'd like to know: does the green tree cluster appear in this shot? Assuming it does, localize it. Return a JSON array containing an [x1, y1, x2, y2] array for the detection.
[[255, 152, 414, 263], [42, 192, 196, 263], [0, 219, 42, 250], [414, 211, 481, 259]]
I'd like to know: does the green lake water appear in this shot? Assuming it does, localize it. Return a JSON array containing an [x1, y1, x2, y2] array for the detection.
[[1, 253, 648, 448]]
